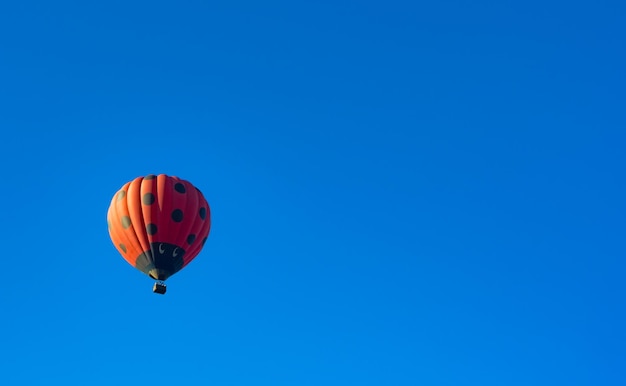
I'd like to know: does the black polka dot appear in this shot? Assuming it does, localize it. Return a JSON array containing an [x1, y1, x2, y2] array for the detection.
[[145, 174, 156, 180], [146, 223, 157, 235], [174, 183, 186, 193], [143, 193, 155, 205], [117, 190, 126, 201], [121, 216, 131, 229], [171, 209, 183, 222], [201, 236, 207, 245], [187, 234, 196, 244], [119, 243, 127, 253], [199, 207, 207, 219]]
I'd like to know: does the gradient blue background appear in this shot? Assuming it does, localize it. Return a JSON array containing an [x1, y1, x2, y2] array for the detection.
[[1, 1, 624, 385]]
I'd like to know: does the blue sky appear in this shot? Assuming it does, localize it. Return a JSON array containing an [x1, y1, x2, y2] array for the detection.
[[1, 1, 624, 385]]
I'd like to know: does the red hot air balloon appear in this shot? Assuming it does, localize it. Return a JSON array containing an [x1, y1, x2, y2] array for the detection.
[[107, 174, 211, 294]]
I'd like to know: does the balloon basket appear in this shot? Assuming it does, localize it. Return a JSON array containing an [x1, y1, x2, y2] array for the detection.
[[152, 281, 167, 295]]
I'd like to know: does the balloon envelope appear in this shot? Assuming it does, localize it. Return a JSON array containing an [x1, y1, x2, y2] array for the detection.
[[107, 174, 211, 281]]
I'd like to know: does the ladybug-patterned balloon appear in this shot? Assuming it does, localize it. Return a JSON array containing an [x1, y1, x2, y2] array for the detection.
[[107, 174, 211, 281]]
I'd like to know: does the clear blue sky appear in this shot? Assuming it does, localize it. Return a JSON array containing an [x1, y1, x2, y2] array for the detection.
[[1, 1, 624, 385]]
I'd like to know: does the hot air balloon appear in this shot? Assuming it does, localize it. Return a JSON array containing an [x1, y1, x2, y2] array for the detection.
[[107, 174, 211, 294]]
